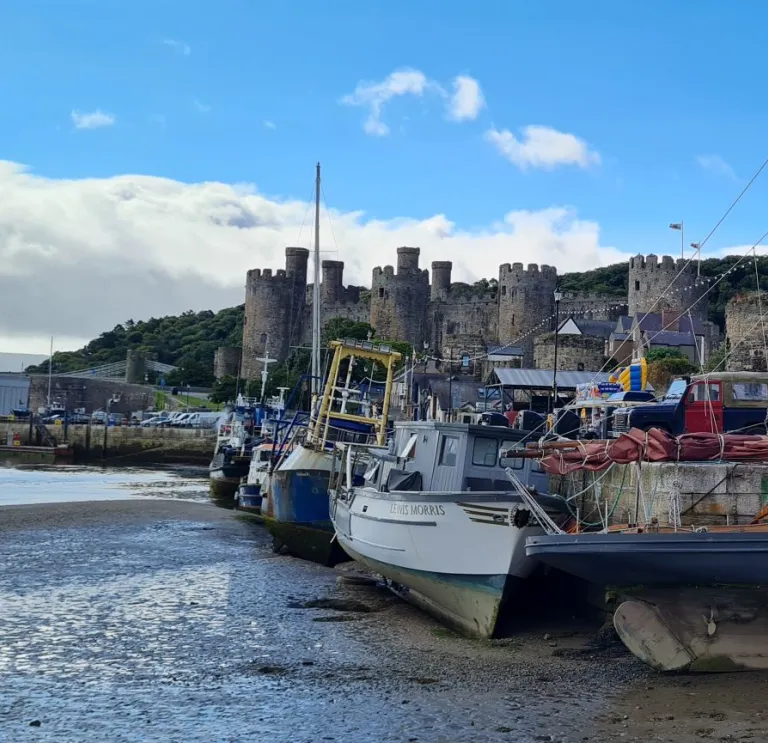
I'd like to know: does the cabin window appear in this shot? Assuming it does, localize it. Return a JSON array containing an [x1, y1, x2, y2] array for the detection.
[[472, 436, 498, 467], [732, 383, 768, 401], [399, 433, 418, 459], [690, 383, 721, 403], [531, 459, 543, 473], [439, 435, 460, 467]]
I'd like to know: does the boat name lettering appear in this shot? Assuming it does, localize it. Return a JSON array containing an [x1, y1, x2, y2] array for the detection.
[[389, 503, 446, 517]]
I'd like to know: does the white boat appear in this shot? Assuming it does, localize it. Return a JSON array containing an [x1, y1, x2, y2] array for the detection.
[[208, 394, 257, 502], [329, 420, 568, 638]]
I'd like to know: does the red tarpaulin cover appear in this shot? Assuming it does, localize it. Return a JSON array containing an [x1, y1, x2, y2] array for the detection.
[[540, 428, 768, 476]]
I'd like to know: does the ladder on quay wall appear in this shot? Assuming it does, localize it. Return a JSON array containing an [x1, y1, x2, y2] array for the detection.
[[34, 420, 57, 447]]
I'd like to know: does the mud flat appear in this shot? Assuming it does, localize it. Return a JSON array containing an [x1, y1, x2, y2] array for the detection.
[[2, 498, 768, 742]]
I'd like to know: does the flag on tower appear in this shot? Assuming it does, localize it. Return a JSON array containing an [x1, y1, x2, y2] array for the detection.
[[669, 223, 682, 230]]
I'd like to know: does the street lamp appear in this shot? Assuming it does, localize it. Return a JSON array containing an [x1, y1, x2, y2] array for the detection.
[[552, 289, 562, 412]]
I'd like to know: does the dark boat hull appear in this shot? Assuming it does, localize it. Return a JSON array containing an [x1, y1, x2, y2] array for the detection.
[[209, 451, 250, 505], [525, 531, 768, 587], [263, 515, 348, 566]]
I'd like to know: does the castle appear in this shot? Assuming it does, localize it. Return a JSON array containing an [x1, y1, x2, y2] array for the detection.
[[215, 246, 713, 381]]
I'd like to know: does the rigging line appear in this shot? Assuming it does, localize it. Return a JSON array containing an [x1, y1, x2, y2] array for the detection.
[[697, 155, 768, 252], [644, 231, 768, 350], [704, 301, 768, 375], [573, 154, 768, 395], [754, 248, 768, 360]]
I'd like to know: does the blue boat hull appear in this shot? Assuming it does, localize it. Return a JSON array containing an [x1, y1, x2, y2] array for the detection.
[[236, 483, 263, 514], [268, 465, 348, 565]]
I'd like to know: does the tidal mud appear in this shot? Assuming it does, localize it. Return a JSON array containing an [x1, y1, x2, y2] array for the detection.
[[1, 494, 767, 742]]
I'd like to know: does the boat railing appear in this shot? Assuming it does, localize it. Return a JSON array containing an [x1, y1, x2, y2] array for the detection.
[[269, 409, 312, 469]]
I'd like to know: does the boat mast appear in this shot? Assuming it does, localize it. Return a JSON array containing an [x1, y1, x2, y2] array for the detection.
[[311, 162, 322, 398], [47, 335, 53, 411]]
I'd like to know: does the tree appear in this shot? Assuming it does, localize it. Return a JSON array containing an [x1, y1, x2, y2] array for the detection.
[[646, 347, 691, 362], [646, 348, 696, 393], [210, 376, 238, 404], [703, 346, 727, 373], [323, 318, 373, 344]]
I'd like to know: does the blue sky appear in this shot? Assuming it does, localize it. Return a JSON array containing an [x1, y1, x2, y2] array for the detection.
[[1, 0, 767, 352]]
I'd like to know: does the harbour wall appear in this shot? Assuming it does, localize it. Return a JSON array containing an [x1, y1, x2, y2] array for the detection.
[[0, 423, 215, 464], [552, 460, 768, 526]]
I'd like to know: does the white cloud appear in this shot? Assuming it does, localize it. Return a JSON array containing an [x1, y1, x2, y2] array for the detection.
[[263, 120, 276, 130], [162, 38, 191, 56], [447, 75, 485, 121], [0, 161, 628, 352], [485, 125, 600, 170], [193, 99, 211, 114], [71, 110, 116, 130], [697, 154, 737, 181], [341, 68, 436, 136]]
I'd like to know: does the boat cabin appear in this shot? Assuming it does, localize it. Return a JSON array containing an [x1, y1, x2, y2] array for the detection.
[[348, 421, 548, 495], [619, 372, 768, 435]]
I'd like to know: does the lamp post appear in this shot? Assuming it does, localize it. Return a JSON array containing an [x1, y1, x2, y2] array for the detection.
[[552, 289, 562, 412]]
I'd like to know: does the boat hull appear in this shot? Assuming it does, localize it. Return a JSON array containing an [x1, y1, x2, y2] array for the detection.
[[614, 587, 768, 672], [331, 490, 549, 638], [268, 445, 349, 566], [209, 452, 249, 505], [525, 531, 768, 586], [235, 483, 263, 514]]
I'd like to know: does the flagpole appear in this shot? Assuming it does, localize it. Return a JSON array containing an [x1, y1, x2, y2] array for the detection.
[[681, 220, 684, 260]]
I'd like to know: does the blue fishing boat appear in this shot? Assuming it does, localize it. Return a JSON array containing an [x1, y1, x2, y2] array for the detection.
[[264, 337, 401, 565]]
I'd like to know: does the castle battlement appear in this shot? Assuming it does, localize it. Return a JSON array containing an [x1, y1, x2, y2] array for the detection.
[[238, 244, 706, 381], [499, 262, 556, 279]]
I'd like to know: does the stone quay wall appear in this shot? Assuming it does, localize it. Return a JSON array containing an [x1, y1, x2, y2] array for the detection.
[[0, 422, 215, 464], [551, 460, 767, 527]]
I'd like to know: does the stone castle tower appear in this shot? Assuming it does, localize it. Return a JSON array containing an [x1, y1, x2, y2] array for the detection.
[[498, 263, 558, 367], [241, 247, 309, 379], [628, 254, 706, 320], [238, 248, 717, 379], [370, 247, 431, 347]]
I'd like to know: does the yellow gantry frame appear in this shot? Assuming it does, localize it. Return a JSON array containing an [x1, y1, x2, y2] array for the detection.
[[312, 340, 402, 448]]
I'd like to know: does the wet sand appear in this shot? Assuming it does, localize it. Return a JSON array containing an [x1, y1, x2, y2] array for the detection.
[[2, 499, 768, 742]]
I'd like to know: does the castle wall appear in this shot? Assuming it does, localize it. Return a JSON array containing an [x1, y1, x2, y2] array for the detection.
[[628, 254, 705, 320], [534, 333, 606, 372], [237, 247, 707, 380], [430, 297, 498, 355], [559, 292, 627, 321], [370, 247, 430, 347], [498, 263, 557, 367], [725, 293, 768, 372]]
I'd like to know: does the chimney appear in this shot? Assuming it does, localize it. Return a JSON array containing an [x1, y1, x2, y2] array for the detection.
[[661, 309, 680, 333]]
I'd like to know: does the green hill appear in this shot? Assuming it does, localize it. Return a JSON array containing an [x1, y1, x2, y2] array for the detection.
[[28, 254, 768, 386]]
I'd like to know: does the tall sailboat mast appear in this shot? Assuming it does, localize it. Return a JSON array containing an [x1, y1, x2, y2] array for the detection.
[[311, 162, 322, 397]]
